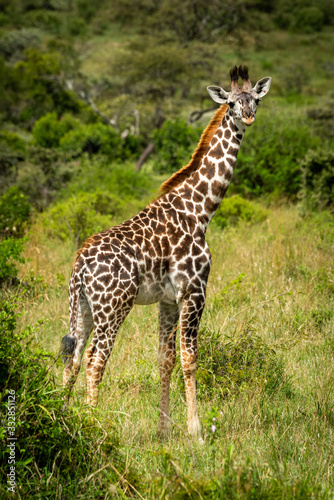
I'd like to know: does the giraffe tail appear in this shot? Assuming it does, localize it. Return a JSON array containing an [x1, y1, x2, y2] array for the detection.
[[60, 334, 76, 364], [61, 256, 85, 364]]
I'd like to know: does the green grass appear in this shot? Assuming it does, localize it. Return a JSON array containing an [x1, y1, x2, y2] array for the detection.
[[12, 203, 334, 498]]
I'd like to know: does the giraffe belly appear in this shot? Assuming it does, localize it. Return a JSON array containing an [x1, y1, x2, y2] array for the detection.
[[134, 276, 177, 305]]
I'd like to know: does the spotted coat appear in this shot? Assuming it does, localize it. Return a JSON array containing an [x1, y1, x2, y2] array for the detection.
[[62, 65, 271, 437]]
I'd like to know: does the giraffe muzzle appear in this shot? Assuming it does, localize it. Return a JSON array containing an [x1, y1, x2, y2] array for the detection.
[[242, 115, 255, 126]]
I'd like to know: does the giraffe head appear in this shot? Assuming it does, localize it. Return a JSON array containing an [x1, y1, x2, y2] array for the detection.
[[207, 65, 271, 126]]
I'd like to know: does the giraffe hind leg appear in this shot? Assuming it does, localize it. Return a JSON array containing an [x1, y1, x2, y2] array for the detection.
[[84, 303, 133, 407], [62, 296, 93, 400]]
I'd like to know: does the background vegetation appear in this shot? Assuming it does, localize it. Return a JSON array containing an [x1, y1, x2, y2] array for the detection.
[[0, 0, 333, 498]]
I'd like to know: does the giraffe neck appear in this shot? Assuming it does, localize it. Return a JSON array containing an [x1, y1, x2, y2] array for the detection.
[[175, 108, 246, 231]]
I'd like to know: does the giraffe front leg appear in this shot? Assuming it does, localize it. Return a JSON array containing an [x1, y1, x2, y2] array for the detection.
[[157, 301, 180, 438], [180, 293, 205, 437]]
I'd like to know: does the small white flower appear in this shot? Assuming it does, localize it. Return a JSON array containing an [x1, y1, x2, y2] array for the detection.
[[211, 424, 216, 433], [212, 417, 216, 421]]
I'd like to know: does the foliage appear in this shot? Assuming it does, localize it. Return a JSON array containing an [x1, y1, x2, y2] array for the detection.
[[32, 112, 80, 148], [234, 109, 320, 198], [0, 186, 32, 238], [17, 147, 77, 208], [62, 156, 154, 202], [0, 300, 142, 498], [307, 102, 334, 139], [0, 238, 25, 286], [42, 191, 119, 247], [0, 130, 26, 192], [0, 48, 80, 126], [299, 149, 334, 211], [176, 325, 290, 400], [108, 38, 215, 126], [0, 28, 41, 60], [147, 0, 245, 43], [153, 118, 201, 174], [213, 195, 268, 229], [293, 6, 325, 32], [59, 121, 122, 157], [274, 0, 334, 31], [57, 121, 143, 160]]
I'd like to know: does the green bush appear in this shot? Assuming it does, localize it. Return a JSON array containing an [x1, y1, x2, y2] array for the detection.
[[176, 326, 290, 400], [32, 112, 80, 148], [0, 186, 32, 237], [214, 195, 268, 229], [0, 28, 41, 59], [59, 122, 122, 157], [0, 300, 142, 498], [0, 238, 25, 286], [153, 118, 201, 174], [24, 9, 62, 33], [43, 190, 122, 247], [293, 6, 324, 32], [62, 156, 153, 202], [299, 149, 334, 211], [0, 131, 26, 190], [234, 110, 320, 198], [273, 0, 331, 31], [13, 48, 80, 123], [17, 147, 77, 208]]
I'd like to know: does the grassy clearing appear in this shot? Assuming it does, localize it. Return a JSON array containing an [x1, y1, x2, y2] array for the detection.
[[12, 203, 334, 497]]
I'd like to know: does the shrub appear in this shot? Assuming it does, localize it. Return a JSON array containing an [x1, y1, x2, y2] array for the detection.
[[0, 186, 32, 238], [213, 195, 268, 229], [234, 110, 320, 198], [13, 48, 80, 123], [42, 191, 122, 247], [59, 122, 122, 158], [293, 6, 324, 32], [153, 119, 201, 174], [24, 9, 62, 33], [0, 131, 26, 189], [0, 28, 41, 59], [299, 149, 334, 211], [62, 156, 154, 202], [32, 112, 80, 148], [0, 238, 25, 286], [176, 325, 290, 400]]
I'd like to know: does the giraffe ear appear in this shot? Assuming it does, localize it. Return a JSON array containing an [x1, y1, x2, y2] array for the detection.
[[207, 85, 229, 104], [253, 77, 271, 98]]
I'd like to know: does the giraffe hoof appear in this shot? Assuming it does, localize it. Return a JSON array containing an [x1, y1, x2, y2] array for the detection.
[[61, 402, 69, 413], [157, 422, 170, 439]]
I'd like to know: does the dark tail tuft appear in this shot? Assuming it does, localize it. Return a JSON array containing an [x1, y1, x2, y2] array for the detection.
[[61, 335, 76, 364]]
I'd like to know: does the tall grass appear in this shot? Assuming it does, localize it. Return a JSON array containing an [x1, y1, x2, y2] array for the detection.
[[7, 203, 332, 497]]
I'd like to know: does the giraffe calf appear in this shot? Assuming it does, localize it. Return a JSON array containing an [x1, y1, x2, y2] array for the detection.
[[61, 65, 271, 438]]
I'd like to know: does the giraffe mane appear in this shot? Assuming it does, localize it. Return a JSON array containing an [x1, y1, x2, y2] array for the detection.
[[159, 103, 229, 195]]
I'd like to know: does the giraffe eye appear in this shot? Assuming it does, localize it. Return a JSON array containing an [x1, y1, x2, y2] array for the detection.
[[228, 101, 235, 109]]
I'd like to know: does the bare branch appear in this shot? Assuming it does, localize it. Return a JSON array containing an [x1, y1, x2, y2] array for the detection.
[[136, 142, 155, 171], [188, 107, 217, 124]]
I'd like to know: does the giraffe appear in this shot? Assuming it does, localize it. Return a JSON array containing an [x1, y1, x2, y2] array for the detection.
[[61, 65, 271, 438]]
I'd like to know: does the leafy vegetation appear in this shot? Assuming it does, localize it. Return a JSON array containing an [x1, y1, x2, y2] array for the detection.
[[213, 195, 268, 229], [0, 300, 142, 498]]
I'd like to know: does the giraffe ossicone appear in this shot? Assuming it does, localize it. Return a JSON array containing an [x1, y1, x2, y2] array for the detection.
[[61, 65, 271, 438]]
